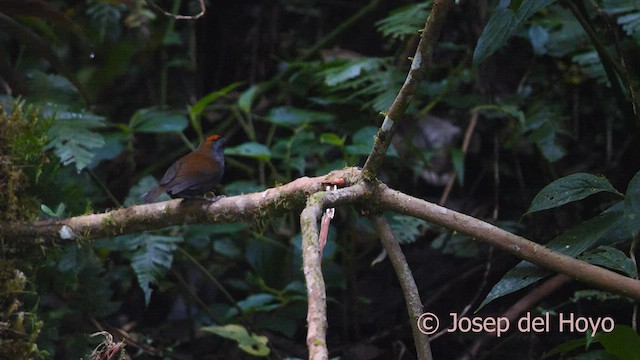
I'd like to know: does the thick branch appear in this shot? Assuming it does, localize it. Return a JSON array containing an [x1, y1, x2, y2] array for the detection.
[[4, 169, 640, 303], [0, 168, 362, 243], [376, 184, 640, 300], [300, 184, 368, 359], [362, 0, 454, 178], [300, 195, 328, 360], [371, 215, 432, 360]]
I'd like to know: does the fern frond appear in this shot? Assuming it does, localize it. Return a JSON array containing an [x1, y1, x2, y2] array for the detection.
[[376, 2, 432, 41], [127, 233, 182, 305], [45, 108, 105, 173]]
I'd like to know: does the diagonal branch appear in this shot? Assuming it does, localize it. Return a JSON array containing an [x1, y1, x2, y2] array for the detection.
[[376, 183, 640, 300], [362, 0, 454, 178], [371, 215, 432, 360]]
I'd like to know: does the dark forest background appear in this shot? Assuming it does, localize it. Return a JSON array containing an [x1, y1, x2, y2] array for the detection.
[[2, 0, 640, 359]]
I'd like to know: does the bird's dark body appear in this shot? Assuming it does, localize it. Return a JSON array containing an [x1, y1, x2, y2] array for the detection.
[[143, 135, 225, 202]]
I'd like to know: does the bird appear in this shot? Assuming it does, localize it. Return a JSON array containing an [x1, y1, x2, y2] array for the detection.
[[143, 134, 225, 203]]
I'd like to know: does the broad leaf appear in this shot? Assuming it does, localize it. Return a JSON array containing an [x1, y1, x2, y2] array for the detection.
[[473, 0, 556, 65], [264, 106, 334, 127], [624, 170, 640, 237], [237, 293, 279, 313], [597, 325, 640, 359], [580, 246, 637, 278], [189, 82, 241, 120], [225, 142, 271, 160], [450, 147, 465, 185], [527, 173, 621, 214], [202, 324, 270, 356], [322, 58, 384, 86], [238, 84, 260, 113], [479, 210, 620, 309], [130, 107, 188, 133], [345, 126, 398, 156]]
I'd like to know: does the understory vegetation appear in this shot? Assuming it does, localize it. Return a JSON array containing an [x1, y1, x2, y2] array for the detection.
[[1, 0, 640, 359]]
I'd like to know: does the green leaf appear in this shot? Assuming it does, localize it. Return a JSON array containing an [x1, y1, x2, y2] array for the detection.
[[524, 105, 567, 162], [473, 0, 555, 65], [580, 246, 637, 278], [473, 8, 517, 65], [237, 293, 278, 313], [45, 108, 106, 172], [41, 203, 65, 218], [542, 337, 592, 358], [375, 2, 431, 40], [264, 106, 335, 127], [346, 126, 398, 156], [225, 142, 271, 160], [527, 173, 622, 214], [320, 132, 346, 146], [479, 211, 620, 309], [189, 82, 242, 120], [213, 239, 242, 259], [322, 58, 384, 86], [224, 180, 266, 196], [387, 214, 429, 244], [474, 104, 525, 125], [238, 84, 260, 113], [130, 107, 188, 133], [450, 147, 465, 185], [529, 24, 549, 55], [202, 324, 270, 356], [127, 233, 182, 305], [126, 176, 169, 206], [596, 325, 640, 360], [624, 170, 640, 237]]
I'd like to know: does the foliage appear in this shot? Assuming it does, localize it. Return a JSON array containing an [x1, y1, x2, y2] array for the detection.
[[0, 260, 47, 359], [2, 0, 640, 358], [0, 100, 51, 221]]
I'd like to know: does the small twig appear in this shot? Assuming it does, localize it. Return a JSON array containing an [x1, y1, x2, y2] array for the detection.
[[176, 247, 242, 315], [86, 168, 122, 208], [439, 111, 479, 206], [170, 267, 221, 323], [457, 275, 571, 360], [300, 0, 382, 60], [145, 0, 206, 20], [630, 235, 638, 331], [371, 215, 432, 360], [318, 185, 337, 255], [431, 248, 493, 341]]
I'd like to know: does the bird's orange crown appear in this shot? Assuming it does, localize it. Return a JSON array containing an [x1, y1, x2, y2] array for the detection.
[[206, 134, 221, 142]]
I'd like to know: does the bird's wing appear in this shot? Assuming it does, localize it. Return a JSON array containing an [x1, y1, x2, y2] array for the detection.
[[158, 158, 184, 186], [165, 154, 218, 194]]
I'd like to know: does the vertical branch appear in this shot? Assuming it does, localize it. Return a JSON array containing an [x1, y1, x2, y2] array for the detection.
[[300, 195, 328, 360], [371, 215, 432, 360], [362, 0, 454, 178]]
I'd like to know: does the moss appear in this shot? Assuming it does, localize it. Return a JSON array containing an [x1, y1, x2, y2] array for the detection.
[[0, 100, 51, 222], [0, 260, 47, 360]]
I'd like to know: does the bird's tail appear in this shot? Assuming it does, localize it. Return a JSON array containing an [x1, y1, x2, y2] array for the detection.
[[142, 185, 166, 203]]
